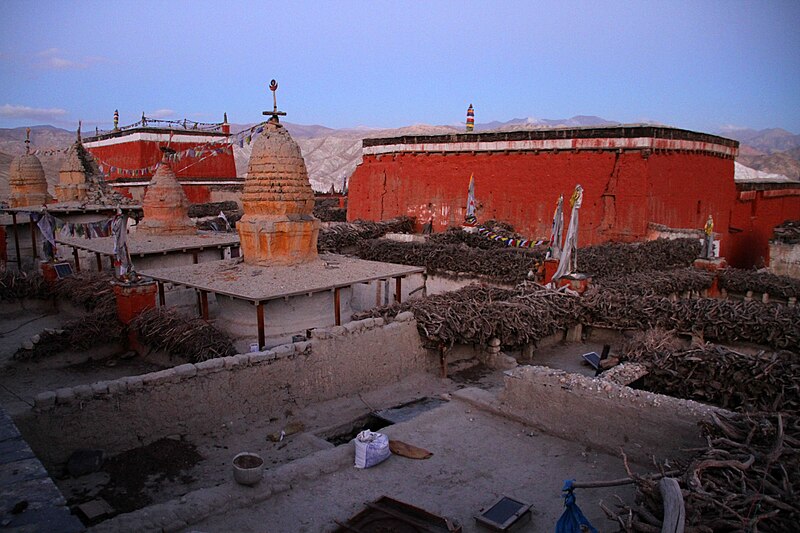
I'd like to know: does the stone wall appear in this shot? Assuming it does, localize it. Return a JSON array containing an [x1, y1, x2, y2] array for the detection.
[[16, 313, 434, 466], [494, 365, 729, 464], [769, 241, 800, 278]]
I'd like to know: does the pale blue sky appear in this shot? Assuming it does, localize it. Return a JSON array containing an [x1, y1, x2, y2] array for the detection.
[[1, 0, 798, 133]]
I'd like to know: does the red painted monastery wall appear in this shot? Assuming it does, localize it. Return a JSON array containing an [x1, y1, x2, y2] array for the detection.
[[349, 150, 737, 253], [87, 140, 236, 181], [727, 190, 800, 268]]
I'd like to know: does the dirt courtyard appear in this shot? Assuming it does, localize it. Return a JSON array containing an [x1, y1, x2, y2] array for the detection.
[[2, 302, 642, 532]]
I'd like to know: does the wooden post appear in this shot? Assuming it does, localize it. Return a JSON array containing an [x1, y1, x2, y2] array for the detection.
[[95, 252, 103, 271], [199, 290, 209, 319], [256, 302, 265, 349], [29, 218, 37, 260], [394, 276, 402, 303], [109, 255, 115, 271], [334, 287, 341, 326], [72, 247, 81, 272], [157, 282, 165, 306], [11, 213, 21, 266]]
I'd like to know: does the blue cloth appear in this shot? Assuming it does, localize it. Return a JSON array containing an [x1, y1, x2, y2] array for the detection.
[[556, 480, 598, 533]]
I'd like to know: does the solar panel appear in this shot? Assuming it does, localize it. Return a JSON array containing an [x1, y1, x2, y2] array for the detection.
[[53, 262, 74, 279]]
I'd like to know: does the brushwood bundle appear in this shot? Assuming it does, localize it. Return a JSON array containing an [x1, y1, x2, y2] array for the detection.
[[354, 282, 581, 348], [131, 306, 236, 362], [356, 239, 545, 284], [622, 334, 799, 413], [318, 217, 414, 252], [581, 288, 800, 350], [0, 269, 48, 301], [578, 238, 701, 279], [719, 268, 800, 300], [595, 267, 713, 296], [607, 413, 798, 532]]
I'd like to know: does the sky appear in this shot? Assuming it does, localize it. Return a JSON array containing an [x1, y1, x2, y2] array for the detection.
[[1, 0, 799, 134]]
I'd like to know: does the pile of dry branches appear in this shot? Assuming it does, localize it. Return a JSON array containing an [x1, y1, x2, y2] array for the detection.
[[131, 306, 236, 362], [53, 271, 116, 310], [428, 221, 532, 250], [318, 217, 414, 252], [622, 331, 799, 413], [0, 269, 48, 301], [773, 219, 800, 244], [718, 268, 800, 300], [578, 238, 701, 279], [595, 268, 713, 296], [354, 282, 581, 348], [607, 413, 799, 532], [582, 289, 800, 350], [313, 205, 347, 222], [356, 240, 544, 284]]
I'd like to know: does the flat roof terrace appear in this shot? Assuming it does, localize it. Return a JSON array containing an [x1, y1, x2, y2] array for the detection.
[[56, 232, 240, 271], [140, 255, 424, 347], [362, 124, 739, 158]]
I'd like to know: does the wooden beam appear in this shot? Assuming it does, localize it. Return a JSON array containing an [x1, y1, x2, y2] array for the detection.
[[256, 302, 265, 349], [72, 247, 81, 272], [157, 282, 165, 306], [29, 219, 37, 260], [199, 290, 209, 320], [334, 287, 341, 326], [394, 276, 402, 303], [11, 213, 21, 266]]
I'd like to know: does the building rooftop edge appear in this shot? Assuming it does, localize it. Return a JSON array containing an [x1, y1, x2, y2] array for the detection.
[[83, 127, 229, 144], [362, 124, 739, 149]]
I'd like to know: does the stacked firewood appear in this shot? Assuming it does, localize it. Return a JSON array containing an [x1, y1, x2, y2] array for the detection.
[[428, 221, 530, 250], [773, 219, 800, 244], [578, 238, 701, 279], [718, 268, 800, 300], [131, 307, 236, 362], [606, 413, 799, 532], [622, 331, 799, 413], [317, 217, 414, 252], [582, 289, 800, 350], [356, 240, 544, 284], [595, 268, 713, 296], [353, 282, 581, 348], [0, 269, 48, 301]]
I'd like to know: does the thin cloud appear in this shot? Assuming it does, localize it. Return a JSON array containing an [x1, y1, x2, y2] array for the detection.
[[148, 109, 176, 119], [35, 48, 110, 70], [0, 104, 68, 121]]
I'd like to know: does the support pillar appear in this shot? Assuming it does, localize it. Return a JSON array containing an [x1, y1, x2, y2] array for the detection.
[[256, 302, 265, 350], [334, 287, 341, 326], [157, 282, 165, 306], [29, 219, 37, 260], [11, 213, 21, 267], [394, 277, 402, 303], [95, 252, 103, 272], [72, 247, 81, 272]]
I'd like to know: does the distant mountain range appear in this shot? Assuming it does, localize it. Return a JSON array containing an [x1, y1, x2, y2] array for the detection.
[[1, 118, 798, 197]]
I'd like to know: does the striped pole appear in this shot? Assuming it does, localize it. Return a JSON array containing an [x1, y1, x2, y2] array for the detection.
[[466, 104, 474, 132]]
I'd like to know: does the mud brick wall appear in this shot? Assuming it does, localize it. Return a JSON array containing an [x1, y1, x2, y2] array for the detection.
[[16, 313, 435, 466], [496, 365, 729, 464]]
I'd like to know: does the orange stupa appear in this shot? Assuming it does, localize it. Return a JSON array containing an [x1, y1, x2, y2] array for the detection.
[[238, 119, 320, 265], [56, 126, 91, 202], [8, 129, 51, 207], [137, 148, 196, 236]]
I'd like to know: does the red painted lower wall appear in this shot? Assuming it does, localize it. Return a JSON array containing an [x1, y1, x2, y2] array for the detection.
[[88, 140, 236, 181], [349, 150, 800, 268], [349, 150, 736, 248]]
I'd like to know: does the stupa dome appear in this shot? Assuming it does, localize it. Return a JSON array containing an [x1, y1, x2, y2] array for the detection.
[[241, 121, 315, 218], [137, 154, 195, 236], [9, 152, 49, 208]]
